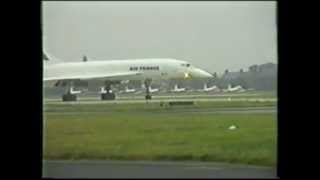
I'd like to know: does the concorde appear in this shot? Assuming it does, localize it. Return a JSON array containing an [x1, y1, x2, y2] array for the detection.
[[43, 50, 213, 101]]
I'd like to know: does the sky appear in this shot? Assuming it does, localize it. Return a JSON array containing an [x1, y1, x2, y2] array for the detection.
[[42, 1, 277, 74]]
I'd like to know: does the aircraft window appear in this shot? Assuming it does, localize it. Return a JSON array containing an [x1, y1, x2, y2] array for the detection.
[[181, 63, 190, 67]]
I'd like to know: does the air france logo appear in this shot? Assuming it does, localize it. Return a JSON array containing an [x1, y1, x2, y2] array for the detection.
[[130, 66, 159, 71]]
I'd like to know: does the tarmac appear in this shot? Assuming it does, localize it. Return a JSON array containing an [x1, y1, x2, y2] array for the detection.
[[43, 160, 277, 178], [44, 96, 277, 104]]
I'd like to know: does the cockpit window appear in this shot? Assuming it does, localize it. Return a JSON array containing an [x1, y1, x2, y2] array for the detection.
[[181, 63, 191, 67]]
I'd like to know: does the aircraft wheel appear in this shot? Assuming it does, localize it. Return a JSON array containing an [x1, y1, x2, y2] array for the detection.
[[145, 94, 152, 100], [101, 93, 116, 100], [62, 94, 77, 101]]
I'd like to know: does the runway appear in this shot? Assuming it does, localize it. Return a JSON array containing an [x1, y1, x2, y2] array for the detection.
[[45, 106, 276, 115], [45, 97, 277, 104], [44, 95, 277, 114], [43, 160, 277, 178]]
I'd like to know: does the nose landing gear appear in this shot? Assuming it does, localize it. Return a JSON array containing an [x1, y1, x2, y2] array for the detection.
[[144, 79, 152, 100], [100, 81, 116, 100], [101, 91, 116, 100], [145, 94, 152, 100]]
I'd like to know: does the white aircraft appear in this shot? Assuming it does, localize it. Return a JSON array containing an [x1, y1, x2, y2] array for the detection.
[[43, 50, 213, 101], [199, 83, 220, 92], [124, 86, 136, 93], [119, 86, 136, 94], [141, 83, 159, 93], [224, 84, 246, 92], [68, 87, 82, 94], [99, 87, 112, 94], [171, 84, 186, 92]]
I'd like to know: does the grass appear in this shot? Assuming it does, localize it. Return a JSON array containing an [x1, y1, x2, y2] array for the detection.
[[43, 101, 277, 166]]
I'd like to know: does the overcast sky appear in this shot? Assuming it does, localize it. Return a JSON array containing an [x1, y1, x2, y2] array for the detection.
[[42, 1, 277, 74]]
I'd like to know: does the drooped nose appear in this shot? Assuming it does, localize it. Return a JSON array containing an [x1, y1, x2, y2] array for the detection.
[[191, 68, 214, 78]]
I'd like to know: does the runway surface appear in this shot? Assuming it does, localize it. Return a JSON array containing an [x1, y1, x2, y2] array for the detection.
[[43, 160, 277, 178], [45, 97, 277, 104], [45, 106, 276, 115]]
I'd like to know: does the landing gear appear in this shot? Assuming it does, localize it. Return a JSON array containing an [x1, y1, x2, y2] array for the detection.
[[62, 93, 77, 101], [144, 78, 152, 100], [145, 94, 152, 100], [101, 92, 115, 100], [100, 81, 116, 100], [62, 81, 78, 102]]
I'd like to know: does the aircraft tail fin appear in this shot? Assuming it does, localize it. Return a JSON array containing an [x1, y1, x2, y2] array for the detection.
[[43, 51, 50, 61], [43, 36, 63, 63], [42, 51, 51, 61], [43, 49, 63, 64]]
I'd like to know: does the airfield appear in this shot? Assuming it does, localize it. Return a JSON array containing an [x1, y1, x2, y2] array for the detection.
[[45, 90, 276, 103], [43, 90, 277, 178]]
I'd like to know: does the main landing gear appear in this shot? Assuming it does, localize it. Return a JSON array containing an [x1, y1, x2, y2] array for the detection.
[[62, 93, 77, 101], [61, 82, 80, 102], [100, 81, 116, 100], [144, 79, 152, 100]]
